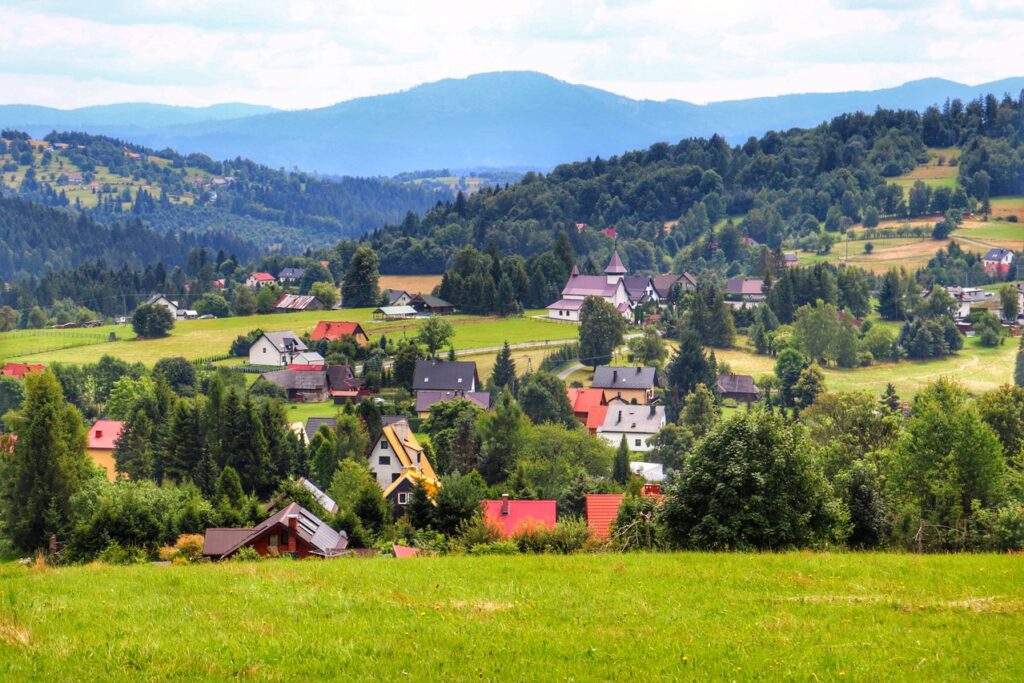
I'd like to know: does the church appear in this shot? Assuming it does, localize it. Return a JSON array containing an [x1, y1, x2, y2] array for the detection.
[[546, 251, 647, 322]]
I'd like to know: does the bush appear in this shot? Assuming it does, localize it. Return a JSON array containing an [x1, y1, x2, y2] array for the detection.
[[468, 541, 519, 555], [545, 517, 591, 553], [611, 495, 662, 550], [232, 546, 263, 562], [131, 304, 174, 338], [174, 534, 205, 561], [97, 542, 148, 565], [455, 513, 503, 550]]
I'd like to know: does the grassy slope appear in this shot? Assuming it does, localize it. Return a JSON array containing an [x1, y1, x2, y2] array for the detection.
[[0, 553, 1022, 679], [0, 311, 570, 366]]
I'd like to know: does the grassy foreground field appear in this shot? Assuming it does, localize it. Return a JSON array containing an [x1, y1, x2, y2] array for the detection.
[[0, 553, 1022, 679]]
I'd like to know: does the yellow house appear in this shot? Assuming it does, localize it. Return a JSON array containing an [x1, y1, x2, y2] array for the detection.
[[86, 420, 124, 481], [592, 366, 657, 405], [368, 420, 440, 513]]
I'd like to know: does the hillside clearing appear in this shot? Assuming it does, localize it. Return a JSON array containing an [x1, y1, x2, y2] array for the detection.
[[378, 274, 444, 294], [0, 553, 1021, 679]]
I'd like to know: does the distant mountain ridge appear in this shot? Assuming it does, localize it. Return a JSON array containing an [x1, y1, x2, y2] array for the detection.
[[3, 72, 1023, 176]]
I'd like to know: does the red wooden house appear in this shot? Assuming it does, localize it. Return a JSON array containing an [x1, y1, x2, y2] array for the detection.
[[202, 503, 348, 560]]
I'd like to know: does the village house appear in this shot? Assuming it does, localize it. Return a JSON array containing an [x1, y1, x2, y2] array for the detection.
[[246, 272, 277, 289], [585, 487, 663, 540], [1, 363, 44, 379], [983, 248, 1015, 277], [716, 373, 762, 403], [310, 321, 369, 347], [415, 390, 492, 418], [410, 294, 456, 315], [248, 331, 307, 367], [145, 293, 179, 318], [326, 364, 365, 403], [596, 404, 666, 452], [383, 289, 414, 306], [202, 502, 348, 560], [592, 365, 657, 405], [566, 387, 608, 434], [782, 252, 799, 268], [483, 495, 557, 537], [274, 294, 325, 313], [367, 419, 440, 515], [725, 278, 767, 306], [256, 367, 329, 402], [630, 462, 666, 482], [412, 360, 478, 392], [651, 273, 697, 300], [277, 267, 306, 284], [87, 419, 124, 481]]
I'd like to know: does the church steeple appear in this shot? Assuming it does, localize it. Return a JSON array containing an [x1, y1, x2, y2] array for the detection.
[[605, 250, 626, 284]]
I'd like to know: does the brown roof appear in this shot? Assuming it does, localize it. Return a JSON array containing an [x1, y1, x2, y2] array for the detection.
[[717, 373, 760, 397], [203, 502, 348, 560], [201, 528, 252, 557]]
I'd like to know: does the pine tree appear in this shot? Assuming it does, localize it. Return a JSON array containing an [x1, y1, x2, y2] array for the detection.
[[406, 481, 435, 529], [1015, 336, 1024, 387], [114, 406, 156, 480], [613, 435, 631, 484], [309, 425, 339, 487], [0, 371, 91, 551], [478, 392, 529, 485], [163, 399, 207, 485], [491, 341, 517, 393], [341, 245, 381, 307], [880, 383, 901, 412]]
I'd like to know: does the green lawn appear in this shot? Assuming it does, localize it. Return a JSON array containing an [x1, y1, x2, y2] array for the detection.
[[0, 311, 572, 366], [0, 553, 1021, 679], [960, 221, 1024, 242]]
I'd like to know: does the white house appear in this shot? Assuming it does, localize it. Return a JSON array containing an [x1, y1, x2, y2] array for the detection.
[[248, 331, 308, 367], [246, 272, 277, 289], [145, 294, 179, 317], [367, 419, 440, 511], [596, 404, 666, 452]]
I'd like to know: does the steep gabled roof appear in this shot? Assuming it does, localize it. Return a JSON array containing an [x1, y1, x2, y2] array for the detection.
[[561, 275, 622, 298], [598, 404, 665, 435], [260, 369, 327, 391], [716, 373, 761, 398], [205, 502, 348, 560], [482, 499, 557, 536], [305, 417, 336, 439], [592, 365, 656, 390], [725, 278, 766, 296], [278, 267, 306, 279], [622, 275, 652, 302], [326, 364, 362, 392], [297, 477, 339, 515], [411, 294, 454, 309], [415, 390, 491, 413], [412, 360, 478, 391], [379, 419, 439, 483], [984, 247, 1014, 261], [249, 272, 276, 281]]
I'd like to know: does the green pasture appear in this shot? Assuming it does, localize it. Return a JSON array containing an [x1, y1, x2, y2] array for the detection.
[[0, 553, 1021, 680]]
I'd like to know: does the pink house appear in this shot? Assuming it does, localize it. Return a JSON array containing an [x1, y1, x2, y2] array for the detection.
[[482, 495, 557, 537]]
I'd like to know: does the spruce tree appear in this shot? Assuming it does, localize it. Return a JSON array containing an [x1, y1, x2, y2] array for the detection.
[[114, 406, 156, 480], [1015, 336, 1024, 388], [163, 399, 207, 485], [880, 383, 901, 413], [491, 341, 517, 393], [478, 391, 529, 485], [341, 245, 381, 307], [0, 371, 91, 551], [613, 435, 631, 484]]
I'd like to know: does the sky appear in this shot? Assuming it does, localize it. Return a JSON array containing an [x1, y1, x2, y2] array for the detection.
[[1, 0, 1023, 110]]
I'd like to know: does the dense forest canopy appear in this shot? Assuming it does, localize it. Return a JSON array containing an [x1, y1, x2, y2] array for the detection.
[[354, 91, 1024, 275]]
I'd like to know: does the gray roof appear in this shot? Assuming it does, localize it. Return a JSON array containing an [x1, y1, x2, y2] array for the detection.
[[260, 369, 327, 391], [412, 360, 478, 392], [275, 294, 322, 311], [412, 294, 454, 309], [260, 331, 308, 353], [598, 404, 666, 435], [622, 275, 653, 302], [374, 305, 418, 316], [305, 417, 336, 438], [415, 390, 491, 413], [546, 298, 584, 310], [717, 373, 761, 398], [326, 365, 362, 392], [297, 477, 339, 515], [385, 289, 410, 304], [278, 267, 306, 279], [203, 502, 347, 560], [592, 365, 657, 390]]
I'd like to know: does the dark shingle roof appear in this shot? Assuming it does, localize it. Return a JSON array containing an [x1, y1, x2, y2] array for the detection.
[[717, 373, 761, 397], [305, 417, 336, 438], [261, 369, 327, 391], [415, 390, 491, 413], [412, 360, 478, 391], [592, 365, 656, 390]]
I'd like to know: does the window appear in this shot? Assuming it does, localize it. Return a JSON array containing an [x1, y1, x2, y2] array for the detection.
[[269, 534, 279, 547], [380, 440, 388, 449], [397, 492, 410, 505], [378, 455, 391, 465], [262, 346, 266, 354], [391, 472, 400, 482], [635, 439, 641, 447], [280, 530, 289, 546]]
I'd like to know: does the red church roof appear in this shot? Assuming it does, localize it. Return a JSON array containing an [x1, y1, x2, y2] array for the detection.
[[482, 497, 557, 537], [87, 420, 124, 450]]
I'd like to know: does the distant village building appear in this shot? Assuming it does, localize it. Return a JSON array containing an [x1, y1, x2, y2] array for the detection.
[[87, 419, 124, 481], [373, 305, 417, 320], [983, 248, 1015, 277], [383, 289, 413, 306], [274, 294, 324, 313], [1, 363, 44, 379], [277, 267, 306, 284], [415, 390, 491, 418], [202, 503, 348, 560], [596, 404, 666, 452], [248, 331, 308, 367], [716, 373, 761, 403], [311, 321, 368, 346], [546, 252, 633, 322], [483, 495, 557, 537], [591, 366, 657, 405], [566, 388, 608, 434], [412, 360, 478, 392], [246, 272, 277, 289], [410, 294, 456, 315], [725, 278, 767, 305], [145, 293, 179, 317]]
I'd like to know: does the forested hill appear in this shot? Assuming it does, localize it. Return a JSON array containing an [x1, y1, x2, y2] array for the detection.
[[0, 130, 447, 251], [360, 91, 1024, 276], [0, 194, 255, 279]]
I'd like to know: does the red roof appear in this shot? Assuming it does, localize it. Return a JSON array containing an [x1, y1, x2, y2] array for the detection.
[[250, 272, 275, 281], [602, 228, 618, 240], [310, 321, 365, 342], [2, 363, 45, 379], [586, 494, 624, 540], [392, 544, 421, 559], [585, 405, 609, 432], [567, 388, 605, 412], [87, 420, 124, 450], [482, 499, 557, 537]]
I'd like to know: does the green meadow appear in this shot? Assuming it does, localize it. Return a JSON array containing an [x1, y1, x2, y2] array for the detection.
[[0, 311, 572, 366], [0, 553, 1022, 680]]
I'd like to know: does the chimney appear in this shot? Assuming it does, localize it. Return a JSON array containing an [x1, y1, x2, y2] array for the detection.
[[649, 404, 656, 417], [612, 369, 618, 383], [288, 514, 298, 531], [500, 493, 510, 516], [95, 430, 102, 439]]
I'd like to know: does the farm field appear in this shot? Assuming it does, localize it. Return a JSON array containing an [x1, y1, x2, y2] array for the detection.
[[889, 146, 960, 190], [378, 274, 444, 294], [0, 553, 1022, 679], [0, 311, 571, 366]]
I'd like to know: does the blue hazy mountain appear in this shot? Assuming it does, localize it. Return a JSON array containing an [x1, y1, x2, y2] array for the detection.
[[4, 72, 1023, 176], [0, 102, 278, 135]]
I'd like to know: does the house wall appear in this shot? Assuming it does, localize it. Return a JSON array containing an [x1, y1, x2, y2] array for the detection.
[[601, 388, 651, 405], [249, 338, 288, 366], [368, 439, 406, 491], [152, 298, 178, 317], [386, 478, 416, 519], [597, 430, 657, 452], [547, 308, 581, 322], [87, 448, 117, 482], [244, 527, 315, 559]]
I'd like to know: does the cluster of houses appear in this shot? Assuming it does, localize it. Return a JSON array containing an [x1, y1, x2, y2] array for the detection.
[[373, 291, 455, 320], [546, 251, 696, 322]]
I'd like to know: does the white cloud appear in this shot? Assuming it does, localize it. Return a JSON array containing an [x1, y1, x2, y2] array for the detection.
[[0, 0, 1021, 108]]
